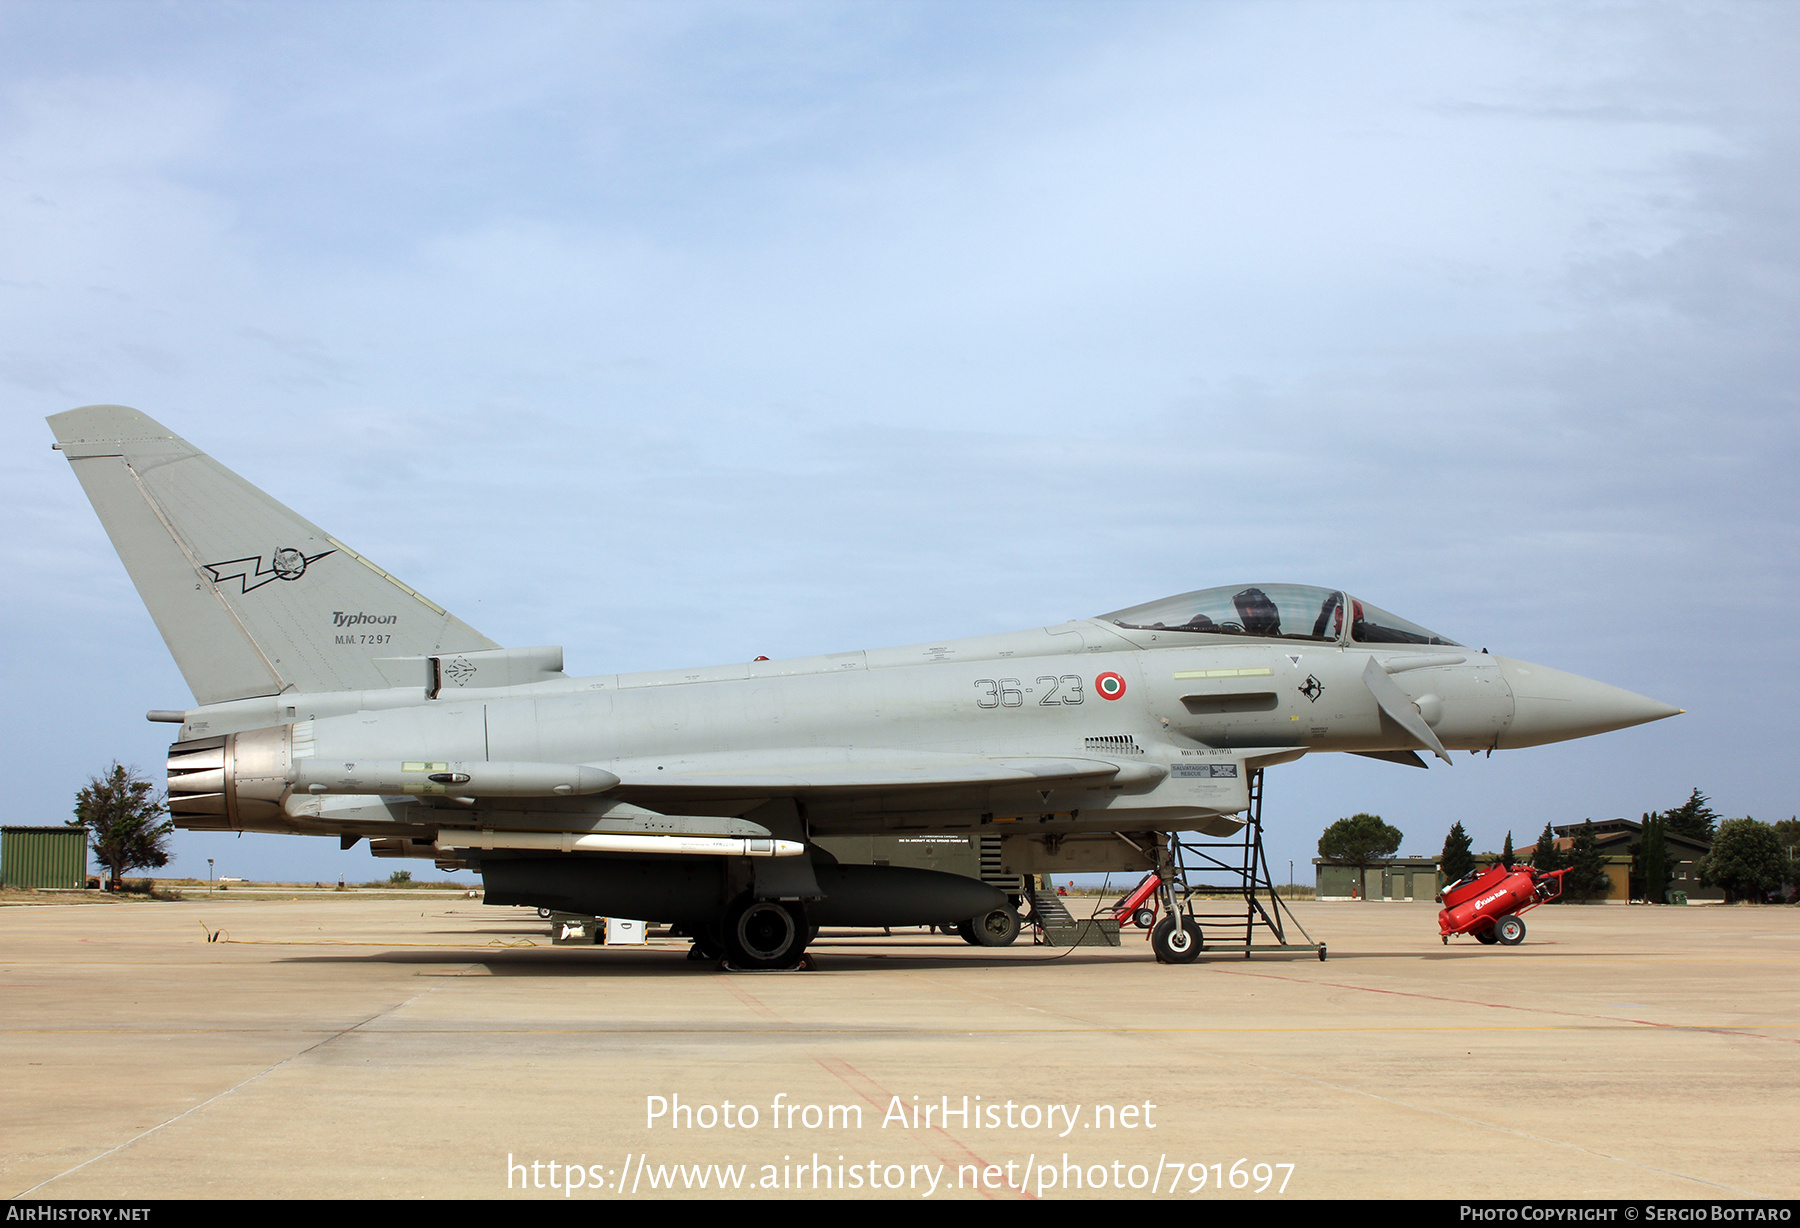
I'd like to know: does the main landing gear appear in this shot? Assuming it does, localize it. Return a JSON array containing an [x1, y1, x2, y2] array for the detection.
[[956, 906, 1023, 947]]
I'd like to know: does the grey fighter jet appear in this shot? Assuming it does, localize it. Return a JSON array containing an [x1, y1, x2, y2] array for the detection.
[[48, 405, 1681, 968]]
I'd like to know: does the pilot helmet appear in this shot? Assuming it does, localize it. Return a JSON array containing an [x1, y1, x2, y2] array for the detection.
[[1232, 587, 1281, 635]]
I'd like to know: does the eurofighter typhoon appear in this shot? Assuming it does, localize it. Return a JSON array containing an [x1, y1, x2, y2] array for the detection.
[[48, 405, 1681, 968]]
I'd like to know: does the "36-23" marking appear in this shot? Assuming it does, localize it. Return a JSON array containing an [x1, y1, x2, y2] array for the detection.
[[973, 675, 1086, 709]]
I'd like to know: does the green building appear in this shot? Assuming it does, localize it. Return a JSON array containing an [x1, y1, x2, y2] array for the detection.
[[2, 826, 90, 890], [1314, 855, 1441, 901]]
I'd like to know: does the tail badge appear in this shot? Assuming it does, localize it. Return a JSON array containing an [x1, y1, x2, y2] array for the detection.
[[204, 547, 334, 594]]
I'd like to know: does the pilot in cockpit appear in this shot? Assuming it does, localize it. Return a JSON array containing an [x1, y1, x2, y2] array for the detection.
[[1232, 587, 1282, 636]]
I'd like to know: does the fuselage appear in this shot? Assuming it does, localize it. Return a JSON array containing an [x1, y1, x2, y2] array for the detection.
[[166, 607, 1675, 848]]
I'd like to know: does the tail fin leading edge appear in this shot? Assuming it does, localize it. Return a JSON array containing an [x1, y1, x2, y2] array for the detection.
[[49, 404, 499, 705]]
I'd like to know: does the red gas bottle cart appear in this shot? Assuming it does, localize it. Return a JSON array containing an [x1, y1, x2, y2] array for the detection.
[[1104, 871, 1163, 930], [1437, 863, 1569, 946]]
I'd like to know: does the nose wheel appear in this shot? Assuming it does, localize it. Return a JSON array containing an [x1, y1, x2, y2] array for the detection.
[[1151, 915, 1204, 964]]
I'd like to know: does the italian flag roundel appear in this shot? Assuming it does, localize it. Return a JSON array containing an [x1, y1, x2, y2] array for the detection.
[[1095, 671, 1127, 700]]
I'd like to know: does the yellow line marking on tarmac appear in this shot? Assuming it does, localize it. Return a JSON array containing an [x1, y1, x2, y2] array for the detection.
[[7, 1023, 1795, 1035]]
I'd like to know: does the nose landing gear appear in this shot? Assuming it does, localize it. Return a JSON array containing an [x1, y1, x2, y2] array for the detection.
[[1151, 914, 1205, 964]]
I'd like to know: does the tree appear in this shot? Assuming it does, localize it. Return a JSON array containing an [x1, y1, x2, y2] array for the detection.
[[1441, 821, 1475, 884], [70, 763, 172, 889], [1318, 813, 1403, 871], [1773, 817, 1800, 854], [1663, 789, 1719, 843], [1698, 818, 1791, 903], [1563, 820, 1610, 901], [1530, 821, 1564, 875], [1501, 831, 1515, 870], [1634, 812, 1670, 903]]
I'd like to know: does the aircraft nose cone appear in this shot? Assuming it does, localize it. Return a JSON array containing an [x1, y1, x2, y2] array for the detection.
[[1493, 657, 1682, 749]]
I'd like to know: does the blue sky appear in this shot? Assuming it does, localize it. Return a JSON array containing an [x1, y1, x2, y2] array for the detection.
[[3, 2, 1794, 884]]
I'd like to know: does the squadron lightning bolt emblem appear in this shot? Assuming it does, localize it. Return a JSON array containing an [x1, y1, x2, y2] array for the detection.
[[203, 547, 334, 594], [1299, 674, 1325, 702]]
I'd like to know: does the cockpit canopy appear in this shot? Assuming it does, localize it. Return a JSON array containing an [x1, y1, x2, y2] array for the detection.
[[1099, 584, 1461, 647]]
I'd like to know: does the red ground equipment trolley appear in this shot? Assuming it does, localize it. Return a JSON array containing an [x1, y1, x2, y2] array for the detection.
[[1437, 863, 1568, 946], [1104, 871, 1164, 930]]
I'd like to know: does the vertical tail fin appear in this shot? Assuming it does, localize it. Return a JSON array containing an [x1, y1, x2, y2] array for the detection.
[[49, 404, 499, 704]]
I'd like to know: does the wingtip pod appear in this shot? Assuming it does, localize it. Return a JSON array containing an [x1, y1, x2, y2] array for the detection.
[[1492, 657, 1682, 749]]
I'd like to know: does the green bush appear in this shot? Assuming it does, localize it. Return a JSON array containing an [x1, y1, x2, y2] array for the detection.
[[1699, 819, 1792, 903]]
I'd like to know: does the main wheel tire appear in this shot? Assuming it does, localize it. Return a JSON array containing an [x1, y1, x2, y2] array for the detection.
[[1151, 915, 1204, 964], [721, 896, 809, 970], [1494, 915, 1526, 946], [1474, 925, 1499, 945], [955, 919, 979, 945], [969, 907, 1021, 947], [1132, 907, 1157, 930]]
